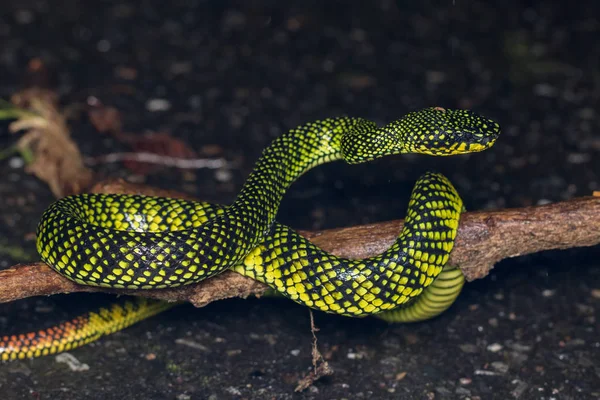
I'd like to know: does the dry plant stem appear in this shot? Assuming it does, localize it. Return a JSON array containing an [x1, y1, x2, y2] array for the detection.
[[10, 89, 94, 197], [294, 310, 334, 392], [1, 179, 599, 306]]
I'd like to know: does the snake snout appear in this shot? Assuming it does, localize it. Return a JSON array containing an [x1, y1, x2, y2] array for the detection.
[[442, 109, 501, 153]]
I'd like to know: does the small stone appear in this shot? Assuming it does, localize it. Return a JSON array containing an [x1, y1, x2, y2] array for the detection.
[[225, 387, 242, 396], [55, 353, 90, 372], [290, 349, 300, 356], [474, 369, 500, 376], [541, 289, 556, 297], [508, 343, 532, 352], [395, 372, 407, 381], [215, 169, 232, 183], [487, 343, 503, 352], [8, 157, 24, 169], [459, 344, 479, 353], [459, 377, 472, 385], [491, 361, 509, 373], [146, 98, 172, 112]]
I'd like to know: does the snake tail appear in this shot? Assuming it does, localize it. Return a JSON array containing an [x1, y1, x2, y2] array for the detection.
[[0, 298, 174, 361], [376, 265, 465, 322]]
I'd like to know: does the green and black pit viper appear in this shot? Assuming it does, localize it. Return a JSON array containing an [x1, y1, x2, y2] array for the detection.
[[0, 107, 500, 360]]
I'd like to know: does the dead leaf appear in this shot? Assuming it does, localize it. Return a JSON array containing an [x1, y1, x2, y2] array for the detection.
[[9, 88, 93, 197]]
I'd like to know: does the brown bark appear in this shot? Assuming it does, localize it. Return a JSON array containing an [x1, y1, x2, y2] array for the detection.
[[1, 179, 599, 307]]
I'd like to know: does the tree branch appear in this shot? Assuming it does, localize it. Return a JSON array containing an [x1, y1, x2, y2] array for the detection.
[[1, 179, 599, 307]]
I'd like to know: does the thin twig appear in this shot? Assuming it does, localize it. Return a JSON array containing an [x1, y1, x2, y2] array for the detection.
[[84, 152, 228, 169], [295, 310, 334, 392]]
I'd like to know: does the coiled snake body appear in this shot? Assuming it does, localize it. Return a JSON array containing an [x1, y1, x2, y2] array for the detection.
[[1, 107, 500, 360]]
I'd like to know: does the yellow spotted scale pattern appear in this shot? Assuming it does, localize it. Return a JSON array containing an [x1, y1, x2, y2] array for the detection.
[[236, 172, 463, 316], [2, 107, 500, 360], [0, 298, 174, 361]]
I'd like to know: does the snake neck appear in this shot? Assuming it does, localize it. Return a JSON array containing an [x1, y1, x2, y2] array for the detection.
[[228, 117, 358, 243]]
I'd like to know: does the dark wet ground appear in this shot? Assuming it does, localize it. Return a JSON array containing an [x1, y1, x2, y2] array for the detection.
[[0, 0, 599, 399]]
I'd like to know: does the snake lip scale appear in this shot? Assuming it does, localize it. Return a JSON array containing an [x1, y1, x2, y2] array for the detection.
[[1, 107, 500, 360]]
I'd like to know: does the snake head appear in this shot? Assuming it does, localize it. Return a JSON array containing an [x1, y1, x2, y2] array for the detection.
[[341, 107, 501, 163], [395, 107, 501, 156]]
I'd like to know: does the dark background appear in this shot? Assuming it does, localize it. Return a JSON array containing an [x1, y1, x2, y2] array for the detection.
[[0, 0, 599, 399]]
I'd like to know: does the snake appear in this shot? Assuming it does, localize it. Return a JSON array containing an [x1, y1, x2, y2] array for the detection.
[[0, 107, 500, 360]]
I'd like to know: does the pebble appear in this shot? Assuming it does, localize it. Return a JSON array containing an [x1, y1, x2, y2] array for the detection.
[[491, 361, 509, 373], [542, 289, 556, 297], [225, 387, 242, 396], [508, 343, 532, 352], [395, 372, 407, 381], [8, 157, 24, 169], [55, 353, 90, 372], [474, 369, 501, 376], [455, 387, 472, 396], [290, 349, 300, 356], [459, 377, 472, 385], [487, 343, 503, 352], [215, 169, 232, 182], [146, 98, 172, 112], [459, 344, 479, 353]]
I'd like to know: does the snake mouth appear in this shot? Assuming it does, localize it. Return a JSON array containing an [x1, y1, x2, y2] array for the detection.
[[439, 108, 501, 154]]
